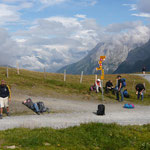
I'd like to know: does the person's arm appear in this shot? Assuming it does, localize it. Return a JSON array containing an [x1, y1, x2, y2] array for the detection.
[[118, 82, 122, 91], [7, 85, 11, 101], [140, 89, 144, 95]]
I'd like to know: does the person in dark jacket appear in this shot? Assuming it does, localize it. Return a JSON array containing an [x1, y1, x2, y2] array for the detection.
[[116, 75, 124, 101], [0, 80, 11, 119], [135, 83, 145, 101], [105, 80, 114, 94]]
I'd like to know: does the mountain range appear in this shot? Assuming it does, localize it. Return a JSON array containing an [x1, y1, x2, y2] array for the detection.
[[57, 39, 149, 74], [114, 39, 150, 73]]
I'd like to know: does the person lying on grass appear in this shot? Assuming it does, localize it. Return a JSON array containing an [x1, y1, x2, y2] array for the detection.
[[0, 80, 11, 119]]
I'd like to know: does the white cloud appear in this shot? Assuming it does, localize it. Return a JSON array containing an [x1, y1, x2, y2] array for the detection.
[[0, 4, 20, 25], [123, 4, 137, 11], [132, 13, 150, 18], [124, 0, 150, 18], [75, 14, 86, 19], [138, 0, 150, 13], [11, 16, 150, 72], [106, 21, 142, 32]]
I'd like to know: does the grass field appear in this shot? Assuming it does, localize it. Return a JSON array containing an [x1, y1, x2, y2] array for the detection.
[[0, 67, 150, 104], [0, 123, 150, 150], [0, 68, 150, 149]]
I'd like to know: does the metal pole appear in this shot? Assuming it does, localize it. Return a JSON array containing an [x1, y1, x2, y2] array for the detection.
[[101, 80, 104, 101]]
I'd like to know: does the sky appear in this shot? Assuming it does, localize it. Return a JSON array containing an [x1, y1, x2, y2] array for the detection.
[[0, 0, 150, 72]]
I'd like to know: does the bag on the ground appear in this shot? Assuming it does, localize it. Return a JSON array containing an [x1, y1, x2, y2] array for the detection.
[[22, 98, 34, 110], [121, 78, 126, 87], [123, 89, 130, 98], [97, 104, 105, 115], [89, 85, 96, 91], [37, 102, 49, 113], [124, 104, 134, 109]]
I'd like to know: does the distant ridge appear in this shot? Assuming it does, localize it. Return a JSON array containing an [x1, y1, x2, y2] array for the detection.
[[114, 40, 150, 74]]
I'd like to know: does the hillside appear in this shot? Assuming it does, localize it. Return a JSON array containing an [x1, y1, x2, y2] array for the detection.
[[114, 40, 150, 73], [0, 67, 150, 104]]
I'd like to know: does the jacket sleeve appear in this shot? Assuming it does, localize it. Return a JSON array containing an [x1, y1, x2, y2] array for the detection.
[[7, 85, 11, 98]]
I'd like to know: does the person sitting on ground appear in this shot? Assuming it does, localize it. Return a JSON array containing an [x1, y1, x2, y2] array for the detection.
[[105, 80, 114, 94], [135, 83, 145, 101], [95, 79, 102, 93], [0, 80, 11, 119]]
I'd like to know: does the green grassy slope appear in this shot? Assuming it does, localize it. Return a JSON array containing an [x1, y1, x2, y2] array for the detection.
[[0, 67, 150, 104], [0, 123, 150, 150]]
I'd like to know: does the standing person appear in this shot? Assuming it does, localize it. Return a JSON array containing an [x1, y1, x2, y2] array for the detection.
[[116, 75, 124, 102], [0, 80, 11, 119], [135, 83, 145, 101], [95, 79, 102, 93], [142, 66, 146, 74]]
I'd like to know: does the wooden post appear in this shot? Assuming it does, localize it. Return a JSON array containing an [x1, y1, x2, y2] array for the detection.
[[80, 71, 83, 83], [6, 66, 9, 78], [143, 82, 146, 93], [64, 70, 66, 82], [132, 80, 135, 91], [17, 62, 20, 75], [95, 74, 97, 82], [44, 67, 46, 79]]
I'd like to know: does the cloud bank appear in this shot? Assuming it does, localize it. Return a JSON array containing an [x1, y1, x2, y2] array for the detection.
[[0, 0, 150, 73]]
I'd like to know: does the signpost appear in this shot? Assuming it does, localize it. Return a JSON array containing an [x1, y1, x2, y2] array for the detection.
[[96, 56, 106, 101]]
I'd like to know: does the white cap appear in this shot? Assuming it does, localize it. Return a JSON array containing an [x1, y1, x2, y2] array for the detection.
[[97, 79, 100, 82]]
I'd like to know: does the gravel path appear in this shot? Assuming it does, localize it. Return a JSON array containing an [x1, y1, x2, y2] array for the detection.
[[1, 97, 150, 130], [0, 74, 150, 130], [136, 74, 150, 82]]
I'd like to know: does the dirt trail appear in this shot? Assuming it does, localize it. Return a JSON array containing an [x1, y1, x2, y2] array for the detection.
[[1, 96, 150, 130]]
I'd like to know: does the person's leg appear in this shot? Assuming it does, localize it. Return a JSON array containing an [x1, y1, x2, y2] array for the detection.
[[4, 97, 10, 116], [96, 85, 99, 93], [141, 92, 144, 101], [120, 88, 124, 101], [137, 92, 140, 99], [116, 90, 119, 100], [0, 98, 4, 119]]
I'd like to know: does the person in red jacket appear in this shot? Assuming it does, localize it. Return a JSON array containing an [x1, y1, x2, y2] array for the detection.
[[95, 79, 102, 93]]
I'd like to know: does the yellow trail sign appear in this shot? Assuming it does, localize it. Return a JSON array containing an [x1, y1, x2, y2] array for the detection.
[[101, 69, 104, 80]]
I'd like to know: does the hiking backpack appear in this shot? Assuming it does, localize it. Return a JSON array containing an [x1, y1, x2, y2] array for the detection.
[[121, 78, 126, 87], [37, 102, 47, 113], [123, 90, 130, 98], [97, 104, 105, 115]]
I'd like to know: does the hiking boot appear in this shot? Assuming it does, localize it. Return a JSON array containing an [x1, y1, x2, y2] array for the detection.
[[6, 112, 10, 116], [0, 114, 3, 119]]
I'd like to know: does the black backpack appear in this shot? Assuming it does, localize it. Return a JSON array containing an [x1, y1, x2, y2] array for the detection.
[[97, 104, 105, 115], [37, 102, 50, 113]]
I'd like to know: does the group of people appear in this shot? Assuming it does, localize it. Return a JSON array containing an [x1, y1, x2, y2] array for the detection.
[[90, 75, 146, 102], [0, 74, 147, 119]]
